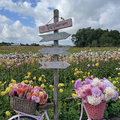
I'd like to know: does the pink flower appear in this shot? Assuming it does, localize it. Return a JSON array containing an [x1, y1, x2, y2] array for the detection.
[[34, 89, 39, 94], [7, 65, 11, 69], [37, 87, 43, 91], [23, 84, 28, 88], [27, 95, 31, 101], [98, 86, 104, 92], [105, 58, 107, 61], [101, 58, 103, 61], [9, 89, 15, 96], [17, 63, 20, 67], [86, 77, 93, 80], [19, 93, 23, 98], [87, 64, 90, 67], [74, 80, 82, 89], [85, 88, 92, 96], [91, 87, 102, 97], [13, 86, 18, 92], [112, 90, 119, 101], [35, 97, 40, 103], [85, 77, 93, 84], [17, 83, 23, 88], [44, 93, 48, 99], [80, 90, 86, 98], [31, 95, 36, 101]]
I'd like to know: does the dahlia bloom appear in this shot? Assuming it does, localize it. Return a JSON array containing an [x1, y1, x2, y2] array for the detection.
[[87, 95, 101, 105], [91, 87, 102, 97]]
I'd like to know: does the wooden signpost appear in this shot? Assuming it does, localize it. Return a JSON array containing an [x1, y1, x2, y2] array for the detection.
[[39, 47, 70, 55], [39, 9, 72, 120], [39, 19, 72, 33], [39, 61, 70, 69], [39, 32, 70, 42]]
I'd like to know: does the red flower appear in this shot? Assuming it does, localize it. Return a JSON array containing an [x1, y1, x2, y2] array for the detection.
[[19, 93, 23, 98], [44, 93, 48, 99], [85, 88, 92, 96], [99, 86, 104, 92], [17, 88, 23, 95]]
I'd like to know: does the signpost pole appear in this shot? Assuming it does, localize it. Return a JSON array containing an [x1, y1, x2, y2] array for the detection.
[[39, 9, 72, 120], [53, 9, 59, 120]]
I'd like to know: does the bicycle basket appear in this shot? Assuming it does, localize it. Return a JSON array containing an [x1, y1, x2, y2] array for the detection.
[[10, 96, 37, 114], [84, 101, 106, 119]]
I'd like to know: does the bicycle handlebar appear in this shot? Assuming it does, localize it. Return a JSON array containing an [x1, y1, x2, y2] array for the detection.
[[65, 97, 81, 102]]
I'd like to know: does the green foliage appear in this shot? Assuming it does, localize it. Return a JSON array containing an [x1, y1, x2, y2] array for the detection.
[[108, 100, 120, 118], [72, 27, 120, 47]]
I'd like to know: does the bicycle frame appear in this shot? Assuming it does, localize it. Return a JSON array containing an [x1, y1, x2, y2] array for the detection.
[[8, 110, 49, 120]]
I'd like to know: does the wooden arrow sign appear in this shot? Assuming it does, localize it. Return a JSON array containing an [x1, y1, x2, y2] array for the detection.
[[0, 54, 3, 57], [39, 47, 70, 55], [39, 61, 70, 69], [39, 32, 70, 42], [39, 19, 72, 33]]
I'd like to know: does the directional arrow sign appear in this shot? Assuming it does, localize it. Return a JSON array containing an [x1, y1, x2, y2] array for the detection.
[[39, 61, 70, 69], [39, 18, 72, 33], [0, 54, 3, 58], [39, 32, 70, 42], [39, 47, 70, 55]]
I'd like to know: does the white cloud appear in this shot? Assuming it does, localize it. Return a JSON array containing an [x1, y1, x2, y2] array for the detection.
[[0, 0, 120, 45], [0, 14, 39, 44], [0, 14, 11, 23]]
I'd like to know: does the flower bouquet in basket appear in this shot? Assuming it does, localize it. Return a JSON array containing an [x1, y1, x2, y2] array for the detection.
[[74, 77, 119, 120], [9, 83, 48, 114]]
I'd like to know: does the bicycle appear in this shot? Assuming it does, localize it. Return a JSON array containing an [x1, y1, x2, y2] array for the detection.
[[65, 97, 92, 120], [8, 103, 54, 120]]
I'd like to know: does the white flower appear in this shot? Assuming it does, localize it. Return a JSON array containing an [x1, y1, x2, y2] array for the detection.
[[104, 87, 116, 101], [103, 80, 114, 88], [91, 78, 102, 86], [31, 95, 36, 101], [35, 97, 40, 103], [87, 96, 102, 105]]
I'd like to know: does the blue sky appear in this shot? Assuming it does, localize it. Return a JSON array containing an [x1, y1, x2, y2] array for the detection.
[[0, 8, 35, 27], [0, 0, 120, 45], [12, 0, 40, 7]]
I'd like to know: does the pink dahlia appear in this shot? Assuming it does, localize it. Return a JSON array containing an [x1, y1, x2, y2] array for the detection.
[[35, 97, 40, 103], [99, 86, 104, 92], [85, 88, 92, 96], [91, 87, 102, 97], [9, 89, 15, 96], [74, 80, 82, 89]]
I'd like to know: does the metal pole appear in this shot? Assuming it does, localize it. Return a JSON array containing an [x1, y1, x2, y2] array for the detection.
[[53, 9, 59, 120]]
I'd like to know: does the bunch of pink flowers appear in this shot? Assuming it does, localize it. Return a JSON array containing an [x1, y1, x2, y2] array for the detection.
[[74, 77, 118, 105], [9, 83, 48, 105]]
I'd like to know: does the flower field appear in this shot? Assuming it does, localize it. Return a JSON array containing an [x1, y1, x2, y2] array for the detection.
[[0, 46, 120, 120]]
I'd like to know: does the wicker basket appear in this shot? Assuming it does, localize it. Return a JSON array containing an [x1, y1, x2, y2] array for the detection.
[[10, 96, 37, 114], [84, 101, 106, 119]]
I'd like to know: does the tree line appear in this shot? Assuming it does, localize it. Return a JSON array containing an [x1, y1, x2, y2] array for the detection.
[[1, 27, 120, 47], [0, 42, 40, 46], [72, 27, 120, 47]]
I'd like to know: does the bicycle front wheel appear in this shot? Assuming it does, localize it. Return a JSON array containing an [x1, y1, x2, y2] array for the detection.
[[10, 116, 37, 120]]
